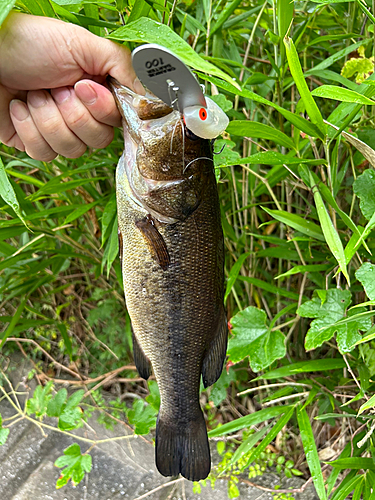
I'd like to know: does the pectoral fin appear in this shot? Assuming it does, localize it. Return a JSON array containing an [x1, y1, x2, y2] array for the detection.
[[132, 330, 152, 380], [202, 307, 228, 388], [135, 215, 170, 270]]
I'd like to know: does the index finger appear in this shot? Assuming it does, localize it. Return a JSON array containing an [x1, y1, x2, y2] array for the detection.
[[0, 84, 25, 148]]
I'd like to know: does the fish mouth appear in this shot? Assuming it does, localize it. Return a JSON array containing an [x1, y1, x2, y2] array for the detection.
[[107, 76, 173, 121]]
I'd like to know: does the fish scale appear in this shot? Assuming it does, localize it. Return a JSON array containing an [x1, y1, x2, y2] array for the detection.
[[109, 77, 227, 481]]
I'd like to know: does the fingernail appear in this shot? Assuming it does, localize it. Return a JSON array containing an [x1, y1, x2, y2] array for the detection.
[[10, 100, 29, 121], [28, 91, 47, 108], [133, 77, 145, 96], [52, 87, 71, 104], [75, 81, 97, 105]]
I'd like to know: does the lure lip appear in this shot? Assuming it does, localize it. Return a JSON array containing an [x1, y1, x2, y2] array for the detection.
[[132, 43, 207, 110]]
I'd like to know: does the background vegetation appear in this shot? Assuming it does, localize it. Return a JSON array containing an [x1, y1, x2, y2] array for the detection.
[[1, 0, 375, 498]]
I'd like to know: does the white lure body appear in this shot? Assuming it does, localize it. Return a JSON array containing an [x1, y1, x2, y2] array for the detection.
[[183, 97, 229, 139]]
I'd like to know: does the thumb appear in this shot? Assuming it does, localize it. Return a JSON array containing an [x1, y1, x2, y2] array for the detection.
[[73, 28, 145, 94]]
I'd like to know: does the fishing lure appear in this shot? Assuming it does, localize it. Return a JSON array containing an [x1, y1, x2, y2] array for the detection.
[[132, 43, 229, 140]]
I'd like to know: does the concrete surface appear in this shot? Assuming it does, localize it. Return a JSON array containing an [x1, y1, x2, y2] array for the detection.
[[0, 355, 318, 500]]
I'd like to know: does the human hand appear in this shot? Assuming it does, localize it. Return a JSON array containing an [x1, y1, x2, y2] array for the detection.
[[0, 12, 144, 161]]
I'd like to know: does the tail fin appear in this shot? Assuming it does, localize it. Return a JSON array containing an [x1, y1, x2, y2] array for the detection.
[[155, 412, 210, 481]]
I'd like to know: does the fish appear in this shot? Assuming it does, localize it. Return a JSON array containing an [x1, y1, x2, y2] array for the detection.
[[108, 76, 227, 482]]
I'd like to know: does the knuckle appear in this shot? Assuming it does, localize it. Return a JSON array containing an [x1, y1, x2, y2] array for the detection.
[[27, 148, 57, 162], [67, 110, 91, 130], [66, 143, 87, 159], [42, 116, 62, 137], [93, 129, 114, 149]]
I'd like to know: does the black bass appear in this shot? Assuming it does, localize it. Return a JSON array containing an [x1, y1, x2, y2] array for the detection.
[[108, 77, 227, 481]]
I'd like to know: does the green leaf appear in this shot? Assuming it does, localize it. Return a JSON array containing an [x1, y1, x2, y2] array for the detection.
[[238, 276, 304, 301], [0, 156, 28, 227], [101, 194, 117, 246], [47, 388, 68, 417], [297, 408, 327, 500], [0, 299, 28, 349], [261, 206, 325, 241], [276, 264, 332, 280], [306, 69, 358, 91], [353, 169, 375, 220], [228, 306, 286, 372], [246, 406, 295, 465], [330, 475, 363, 500], [298, 289, 364, 352], [127, 399, 157, 435], [311, 85, 375, 105], [55, 443, 92, 489], [210, 0, 243, 36], [18, 0, 56, 17], [0, 412, 10, 445], [108, 18, 235, 86], [226, 151, 324, 166], [277, 0, 294, 40], [58, 409, 83, 432], [210, 367, 236, 406], [49, 389, 85, 431], [284, 37, 326, 136], [103, 216, 119, 278], [28, 177, 105, 201], [224, 251, 250, 302], [57, 323, 72, 358], [328, 457, 375, 470], [256, 358, 346, 380], [226, 426, 270, 469], [226, 121, 296, 150], [63, 200, 98, 225], [356, 263, 375, 300], [0, 0, 15, 26], [311, 179, 350, 284], [26, 381, 54, 418], [214, 139, 241, 168], [0, 427, 9, 445], [145, 380, 160, 411], [208, 406, 293, 437], [305, 39, 371, 75], [358, 393, 375, 415]]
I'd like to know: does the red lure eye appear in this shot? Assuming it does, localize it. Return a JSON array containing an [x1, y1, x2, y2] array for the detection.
[[199, 108, 207, 121]]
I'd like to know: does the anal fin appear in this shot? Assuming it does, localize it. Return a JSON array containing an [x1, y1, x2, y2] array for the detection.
[[132, 330, 152, 380], [135, 215, 170, 270], [202, 307, 228, 388]]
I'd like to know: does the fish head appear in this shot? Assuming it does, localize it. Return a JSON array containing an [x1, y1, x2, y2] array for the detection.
[[108, 77, 214, 222]]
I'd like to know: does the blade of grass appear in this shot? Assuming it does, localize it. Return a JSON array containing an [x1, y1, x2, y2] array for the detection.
[[297, 407, 327, 500], [284, 36, 327, 136], [246, 406, 295, 465], [310, 174, 350, 285], [208, 406, 292, 437], [0, 299, 27, 349], [225, 251, 251, 303], [255, 359, 346, 380], [0, 0, 15, 26], [261, 206, 325, 241], [0, 156, 28, 228]]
